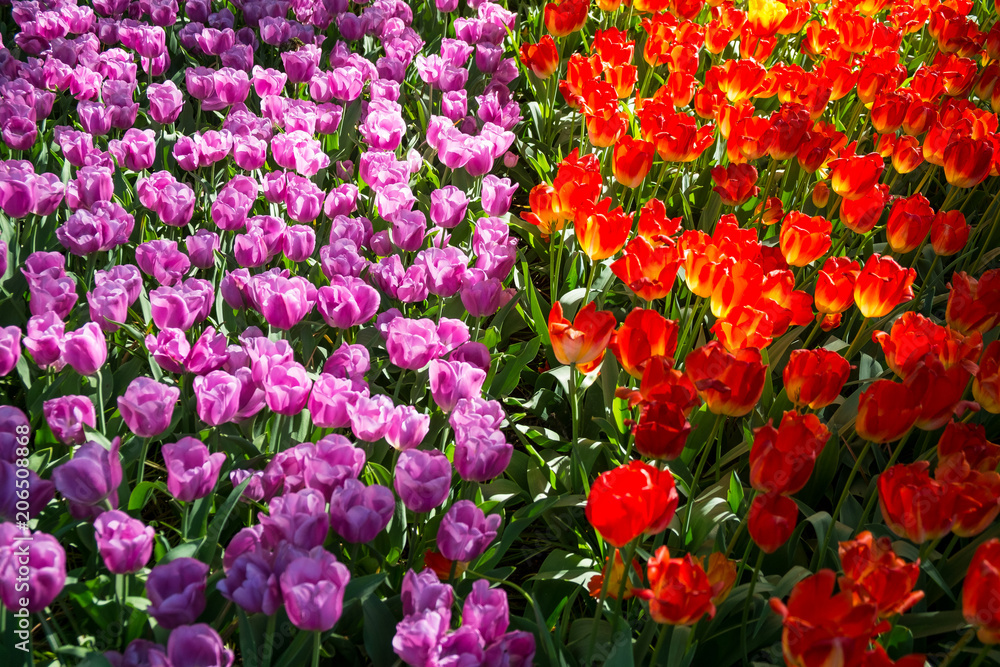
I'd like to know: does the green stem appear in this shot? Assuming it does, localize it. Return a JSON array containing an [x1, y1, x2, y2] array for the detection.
[[648, 623, 671, 667], [585, 545, 617, 662], [611, 539, 640, 633], [262, 613, 277, 667], [568, 363, 590, 495], [740, 550, 766, 666], [842, 317, 871, 362], [811, 440, 873, 570], [312, 631, 322, 667], [683, 414, 724, 542], [937, 628, 976, 667], [969, 642, 992, 667], [136, 437, 151, 485]]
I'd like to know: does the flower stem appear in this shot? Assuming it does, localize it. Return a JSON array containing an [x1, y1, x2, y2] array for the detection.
[[683, 413, 724, 543], [312, 631, 322, 667], [261, 613, 277, 667], [740, 550, 766, 666], [811, 440, 872, 570], [938, 628, 976, 667], [585, 545, 617, 663], [648, 623, 671, 667], [136, 437, 151, 485]]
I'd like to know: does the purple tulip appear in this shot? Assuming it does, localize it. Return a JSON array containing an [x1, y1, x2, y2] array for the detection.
[[43, 395, 96, 445], [61, 323, 108, 376], [481, 175, 518, 217], [186, 327, 229, 374], [87, 282, 130, 332], [223, 525, 265, 573], [233, 135, 267, 170], [282, 225, 316, 262], [385, 405, 431, 451], [437, 500, 501, 563], [320, 239, 368, 280], [307, 375, 358, 430], [305, 435, 367, 499], [103, 639, 169, 667], [194, 371, 242, 426], [0, 407, 29, 464], [282, 45, 321, 83], [264, 362, 312, 416], [146, 557, 209, 629], [0, 528, 66, 612], [324, 184, 358, 218], [394, 610, 450, 666], [271, 130, 330, 177], [322, 342, 370, 380], [394, 449, 452, 514], [260, 489, 330, 551], [438, 318, 472, 352], [109, 128, 156, 171], [0, 326, 20, 377], [328, 480, 395, 544], [145, 328, 190, 374], [360, 99, 406, 151], [185, 230, 220, 269], [24, 313, 65, 371], [149, 278, 213, 331], [429, 360, 487, 413], [166, 625, 234, 667], [454, 425, 513, 483], [0, 239, 7, 278], [316, 277, 380, 329], [217, 552, 280, 616], [147, 80, 184, 124], [284, 174, 324, 223], [385, 318, 443, 371], [0, 460, 55, 522], [450, 342, 492, 374], [416, 246, 469, 298], [279, 548, 350, 631], [349, 393, 395, 443], [93, 510, 155, 575], [250, 273, 316, 330], [442, 90, 468, 121], [464, 579, 510, 644], [163, 437, 226, 503], [118, 377, 179, 438], [252, 66, 286, 97], [51, 437, 122, 516], [461, 270, 505, 318]]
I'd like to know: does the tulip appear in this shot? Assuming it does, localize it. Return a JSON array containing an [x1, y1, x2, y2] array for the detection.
[[748, 492, 799, 554], [633, 401, 690, 461], [829, 151, 884, 200], [684, 341, 767, 417], [974, 341, 1000, 414], [779, 212, 832, 267], [585, 461, 678, 548], [0, 528, 66, 612], [264, 362, 312, 416], [394, 449, 452, 513], [316, 278, 380, 329], [633, 548, 716, 625], [930, 210, 970, 256], [711, 163, 759, 206], [749, 411, 830, 495], [946, 270, 1000, 335], [146, 557, 209, 629], [878, 462, 956, 543], [280, 548, 351, 631], [853, 254, 916, 319], [838, 531, 923, 619], [574, 198, 632, 261], [385, 318, 443, 370], [943, 136, 993, 188], [0, 326, 20, 377], [117, 377, 179, 439], [0, 461, 55, 522], [328, 480, 395, 543], [163, 437, 226, 503], [453, 425, 513, 483], [783, 349, 851, 409], [856, 379, 919, 443], [166, 624, 234, 667], [217, 552, 280, 617], [481, 175, 518, 216], [548, 302, 616, 367], [43, 395, 97, 445], [93, 510, 155, 575], [437, 500, 502, 562], [52, 437, 122, 515], [385, 405, 430, 451], [260, 489, 330, 551], [612, 135, 654, 188], [519, 36, 560, 79], [963, 539, 1000, 644], [814, 257, 860, 315], [886, 194, 934, 254], [62, 322, 108, 376], [306, 375, 358, 430], [429, 359, 487, 413]]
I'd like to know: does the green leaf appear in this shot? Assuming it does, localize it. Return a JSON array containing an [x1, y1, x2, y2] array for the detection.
[[127, 481, 161, 511], [489, 336, 541, 398], [727, 472, 744, 515], [363, 597, 398, 667], [272, 625, 314, 667], [530, 549, 596, 587], [197, 476, 252, 566]]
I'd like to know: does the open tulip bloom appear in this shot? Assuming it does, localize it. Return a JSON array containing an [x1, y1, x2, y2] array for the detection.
[[3, 1, 1000, 666]]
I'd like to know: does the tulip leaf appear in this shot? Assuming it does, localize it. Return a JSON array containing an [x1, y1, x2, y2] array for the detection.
[[272, 626, 315, 667], [362, 597, 398, 667], [127, 480, 162, 511], [897, 610, 966, 639], [488, 335, 541, 398], [727, 473, 744, 515], [197, 476, 252, 566]]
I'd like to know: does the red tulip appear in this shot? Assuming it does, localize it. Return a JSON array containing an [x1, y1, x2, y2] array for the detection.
[[574, 198, 632, 261], [840, 184, 888, 234], [943, 135, 994, 188], [783, 348, 851, 409], [838, 531, 924, 619], [974, 341, 1000, 415], [633, 401, 690, 461], [612, 135, 655, 188], [548, 301, 616, 366], [779, 211, 832, 267], [610, 237, 681, 301], [930, 210, 970, 256], [634, 548, 716, 625], [853, 254, 916, 319], [878, 462, 956, 543], [585, 461, 679, 547], [749, 411, 830, 495], [872, 311, 981, 380], [815, 256, 860, 315], [711, 163, 759, 206], [543, 0, 589, 37], [885, 194, 934, 254], [609, 308, 679, 379], [519, 36, 560, 79], [856, 379, 919, 443], [684, 341, 767, 417], [748, 492, 798, 554], [946, 270, 1000, 335], [829, 151, 885, 200], [963, 539, 1000, 644]]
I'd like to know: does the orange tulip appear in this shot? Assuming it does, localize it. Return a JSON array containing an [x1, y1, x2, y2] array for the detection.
[[748, 492, 798, 554], [853, 254, 916, 319], [811, 181, 830, 208], [684, 341, 767, 417], [872, 311, 980, 380], [636, 198, 681, 245], [610, 237, 681, 302], [610, 308, 679, 379], [815, 256, 860, 314], [856, 379, 919, 443], [783, 348, 851, 409], [519, 36, 560, 79], [829, 151, 885, 200], [520, 183, 571, 238], [974, 341, 1000, 414], [727, 116, 775, 163], [574, 198, 632, 261], [840, 184, 888, 234], [711, 163, 759, 206], [587, 549, 641, 600], [878, 462, 956, 543], [553, 148, 603, 214], [746, 0, 789, 37], [711, 259, 763, 319], [543, 0, 589, 37], [612, 135, 655, 188], [885, 194, 934, 254], [838, 531, 924, 619], [891, 135, 924, 174], [779, 211, 832, 267], [713, 304, 774, 352], [930, 210, 969, 256], [548, 301, 617, 366], [869, 91, 910, 134], [946, 270, 1000, 335], [716, 59, 767, 103], [943, 135, 995, 188], [634, 548, 717, 625]]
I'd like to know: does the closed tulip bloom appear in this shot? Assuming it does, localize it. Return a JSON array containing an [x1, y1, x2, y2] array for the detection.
[[947, 271, 1000, 335], [574, 198, 632, 261], [429, 359, 487, 413], [51, 437, 122, 514], [481, 175, 518, 216], [165, 624, 234, 667], [260, 489, 330, 550], [633, 401, 690, 461], [783, 349, 850, 409], [748, 492, 799, 554], [943, 135, 994, 188], [0, 528, 66, 612], [280, 548, 350, 632], [217, 553, 280, 616], [163, 437, 226, 503], [185, 230, 220, 269], [394, 449, 452, 513], [586, 461, 678, 547], [306, 375, 358, 430], [93, 510, 154, 575], [385, 405, 431, 451], [316, 277, 380, 329], [0, 462, 53, 522], [750, 411, 830, 495], [437, 500, 502, 562], [0, 326, 20, 377], [548, 302, 617, 366], [429, 186, 469, 229], [453, 424, 513, 483], [711, 163, 760, 206], [829, 151, 884, 200], [385, 318, 443, 371], [147, 80, 184, 124], [853, 254, 916, 319], [264, 362, 312, 416], [840, 183, 888, 234], [88, 282, 130, 332], [328, 480, 395, 544], [118, 377, 179, 438], [886, 194, 934, 254], [43, 395, 97, 445], [963, 539, 1000, 644], [878, 462, 956, 543], [975, 341, 1000, 414], [634, 548, 716, 626], [519, 35, 559, 79], [930, 210, 969, 256], [814, 257, 860, 314], [856, 379, 919, 443], [684, 341, 767, 417], [779, 211, 832, 267], [62, 322, 108, 376], [892, 135, 923, 174], [146, 557, 209, 629], [612, 135, 654, 188]]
